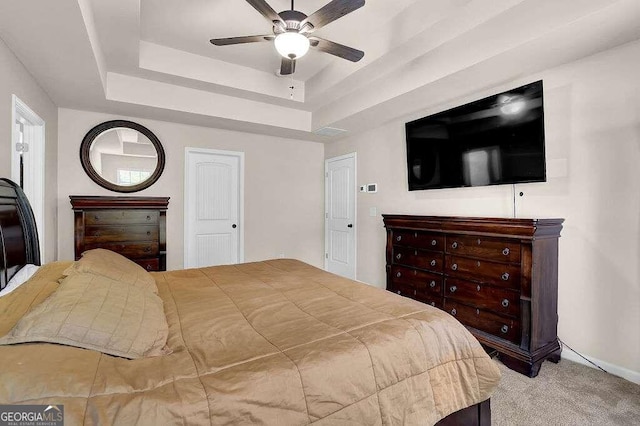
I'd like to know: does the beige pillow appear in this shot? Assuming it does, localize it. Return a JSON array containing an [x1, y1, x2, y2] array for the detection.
[[0, 273, 171, 359], [64, 249, 158, 294]]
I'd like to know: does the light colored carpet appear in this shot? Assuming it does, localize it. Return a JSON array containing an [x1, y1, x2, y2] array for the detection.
[[492, 358, 640, 425]]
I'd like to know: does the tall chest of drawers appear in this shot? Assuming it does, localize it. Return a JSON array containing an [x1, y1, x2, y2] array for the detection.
[[383, 215, 564, 377], [71, 196, 169, 271]]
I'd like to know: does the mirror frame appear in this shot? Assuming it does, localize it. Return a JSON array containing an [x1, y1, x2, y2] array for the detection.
[[80, 120, 166, 193]]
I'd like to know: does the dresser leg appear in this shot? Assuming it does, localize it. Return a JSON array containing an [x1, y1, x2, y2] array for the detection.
[[546, 348, 562, 364], [498, 353, 544, 378]]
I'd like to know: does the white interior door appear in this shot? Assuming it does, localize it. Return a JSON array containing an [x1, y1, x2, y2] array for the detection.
[[185, 148, 243, 268], [325, 153, 356, 279], [11, 95, 45, 261]]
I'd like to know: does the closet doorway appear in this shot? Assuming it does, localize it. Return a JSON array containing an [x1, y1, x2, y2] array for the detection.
[[184, 148, 244, 268], [325, 153, 356, 279]]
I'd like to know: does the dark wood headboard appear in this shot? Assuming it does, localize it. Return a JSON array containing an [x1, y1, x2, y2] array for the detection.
[[0, 178, 40, 291]]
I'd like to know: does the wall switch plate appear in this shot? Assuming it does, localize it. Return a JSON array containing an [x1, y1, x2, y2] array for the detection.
[[359, 185, 367, 192], [367, 183, 377, 193]]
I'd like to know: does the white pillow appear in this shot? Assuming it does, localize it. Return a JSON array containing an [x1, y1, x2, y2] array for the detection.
[[1, 264, 40, 297]]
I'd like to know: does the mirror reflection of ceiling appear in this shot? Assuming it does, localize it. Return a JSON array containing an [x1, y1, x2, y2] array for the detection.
[[89, 128, 158, 186]]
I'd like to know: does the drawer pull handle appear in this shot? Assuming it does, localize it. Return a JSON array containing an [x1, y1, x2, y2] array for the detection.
[[396, 272, 402, 278], [431, 302, 436, 307], [147, 231, 151, 236], [501, 272, 510, 281], [396, 235, 402, 242], [502, 299, 510, 308], [430, 281, 436, 288], [430, 260, 436, 267], [397, 290, 401, 295], [144, 247, 152, 253], [413, 289, 417, 296], [451, 263, 458, 271], [146, 215, 151, 221], [431, 239, 437, 246], [451, 242, 458, 249], [94, 215, 99, 221], [451, 308, 457, 316], [396, 253, 402, 260], [449, 286, 457, 293], [146, 265, 152, 271], [502, 248, 510, 256], [94, 232, 101, 237], [501, 325, 509, 334]]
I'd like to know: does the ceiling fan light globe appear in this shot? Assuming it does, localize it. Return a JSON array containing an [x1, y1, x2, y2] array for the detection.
[[275, 32, 309, 59]]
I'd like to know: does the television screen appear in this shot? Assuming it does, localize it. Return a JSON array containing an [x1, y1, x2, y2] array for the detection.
[[405, 81, 546, 191]]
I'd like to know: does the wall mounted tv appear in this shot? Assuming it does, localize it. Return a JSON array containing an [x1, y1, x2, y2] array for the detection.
[[405, 80, 546, 191]]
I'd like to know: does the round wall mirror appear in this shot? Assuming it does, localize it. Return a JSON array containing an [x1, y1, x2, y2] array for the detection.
[[80, 120, 166, 193]]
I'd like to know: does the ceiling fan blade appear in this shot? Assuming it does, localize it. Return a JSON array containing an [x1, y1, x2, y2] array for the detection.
[[280, 58, 296, 75], [245, 0, 284, 25], [301, 0, 365, 32], [210, 35, 275, 46], [309, 37, 364, 62]]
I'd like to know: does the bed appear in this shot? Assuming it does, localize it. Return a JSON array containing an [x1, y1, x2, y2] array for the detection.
[[0, 178, 500, 425]]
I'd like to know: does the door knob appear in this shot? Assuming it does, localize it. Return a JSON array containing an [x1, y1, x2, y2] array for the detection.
[[347, 224, 353, 228], [232, 224, 237, 229]]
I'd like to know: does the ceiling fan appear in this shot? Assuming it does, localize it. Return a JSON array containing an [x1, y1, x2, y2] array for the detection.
[[210, 0, 365, 76]]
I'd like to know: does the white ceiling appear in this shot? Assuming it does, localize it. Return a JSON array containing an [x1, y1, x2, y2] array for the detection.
[[1, 0, 639, 142]]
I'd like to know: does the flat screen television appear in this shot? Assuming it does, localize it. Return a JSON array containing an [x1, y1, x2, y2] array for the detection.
[[405, 80, 546, 191]]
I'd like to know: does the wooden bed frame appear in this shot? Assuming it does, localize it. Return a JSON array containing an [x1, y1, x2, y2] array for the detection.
[[0, 177, 491, 425], [0, 178, 40, 291]]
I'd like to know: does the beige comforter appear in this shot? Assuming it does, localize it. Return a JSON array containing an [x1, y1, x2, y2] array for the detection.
[[0, 259, 500, 425]]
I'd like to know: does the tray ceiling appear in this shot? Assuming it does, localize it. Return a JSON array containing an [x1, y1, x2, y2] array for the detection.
[[0, 0, 639, 142]]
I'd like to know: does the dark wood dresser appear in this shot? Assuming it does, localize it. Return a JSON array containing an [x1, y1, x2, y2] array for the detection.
[[71, 196, 169, 271], [383, 215, 563, 377]]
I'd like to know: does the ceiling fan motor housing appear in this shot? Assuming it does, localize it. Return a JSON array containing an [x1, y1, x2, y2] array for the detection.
[[277, 10, 308, 31]]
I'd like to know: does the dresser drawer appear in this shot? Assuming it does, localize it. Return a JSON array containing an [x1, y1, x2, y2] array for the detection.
[[444, 278, 520, 317], [84, 225, 159, 243], [391, 282, 416, 299], [416, 295, 443, 310], [393, 246, 444, 272], [134, 258, 161, 272], [392, 230, 444, 251], [446, 235, 521, 263], [390, 265, 442, 294], [445, 300, 520, 344], [84, 242, 159, 258], [85, 210, 159, 225], [446, 255, 521, 289]]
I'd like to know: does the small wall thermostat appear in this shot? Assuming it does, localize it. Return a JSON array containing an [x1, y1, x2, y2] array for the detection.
[[359, 183, 378, 193]]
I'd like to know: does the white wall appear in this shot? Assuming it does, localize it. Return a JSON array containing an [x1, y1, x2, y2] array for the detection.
[[326, 40, 640, 378], [0, 37, 58, 262], [58, 108, 325, 271]]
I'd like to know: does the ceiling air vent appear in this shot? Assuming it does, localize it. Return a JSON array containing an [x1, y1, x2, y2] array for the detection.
[[314, 127, 348, 137]]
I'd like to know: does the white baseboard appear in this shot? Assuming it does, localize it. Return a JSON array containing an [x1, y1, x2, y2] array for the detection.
[[561, 350, 640, 385]]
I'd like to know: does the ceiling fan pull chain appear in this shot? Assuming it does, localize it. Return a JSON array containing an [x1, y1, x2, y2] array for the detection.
[[291, 0, 294, 11], [289, 74, 295, 99]]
